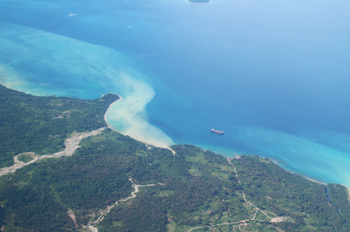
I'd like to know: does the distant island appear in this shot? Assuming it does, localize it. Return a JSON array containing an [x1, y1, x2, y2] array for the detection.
[[188, 0, 211, 3], [0, 84, 349, 231]]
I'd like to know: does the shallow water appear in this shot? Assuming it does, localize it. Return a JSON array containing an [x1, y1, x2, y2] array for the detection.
[[0, 0, 349, 186]]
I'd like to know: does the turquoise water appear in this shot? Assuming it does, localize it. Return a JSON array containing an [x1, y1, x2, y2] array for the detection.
[[0, 0, 349, 186]]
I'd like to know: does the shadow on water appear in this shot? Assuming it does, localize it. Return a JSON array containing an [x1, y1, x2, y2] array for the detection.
[[325, 186, 348, 225]]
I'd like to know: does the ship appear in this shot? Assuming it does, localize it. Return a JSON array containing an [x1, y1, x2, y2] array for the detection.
[[211, 128, 224, 134]]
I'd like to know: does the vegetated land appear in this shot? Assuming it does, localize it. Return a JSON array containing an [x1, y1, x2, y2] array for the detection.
[[0, 84, 118, 168], [0, 86, 349, 232], [16, 153, 34, 163]]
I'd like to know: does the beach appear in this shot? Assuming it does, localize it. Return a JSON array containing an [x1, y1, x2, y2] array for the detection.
[[103, 93, 123, 133], [103, 93, 176, 155]]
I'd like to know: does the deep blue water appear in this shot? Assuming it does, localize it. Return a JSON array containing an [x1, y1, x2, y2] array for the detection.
[[0, 0, 350, 186]]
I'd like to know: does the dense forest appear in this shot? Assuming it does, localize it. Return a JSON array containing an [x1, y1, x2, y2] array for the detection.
[[0, 85, 349, 231], [0, 84, 118, 168]]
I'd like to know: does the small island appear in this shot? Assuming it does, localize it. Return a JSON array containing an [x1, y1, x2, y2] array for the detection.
[[188, 0, 211, 3]]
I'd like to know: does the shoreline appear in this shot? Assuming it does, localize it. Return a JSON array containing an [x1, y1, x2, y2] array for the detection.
[[103, 94, 176, 155], [304, 177, 327, 185], [102, 93, 349, 189], [103, 93, 123, 134], [266, 157, 350, 191], [258, 155, 350, 190], [1, 84, 348, 194]]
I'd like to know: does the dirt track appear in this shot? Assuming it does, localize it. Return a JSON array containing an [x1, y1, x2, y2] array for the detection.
[[0, 127, 106, 177]]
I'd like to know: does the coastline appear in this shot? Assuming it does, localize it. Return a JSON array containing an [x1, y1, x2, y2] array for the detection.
[[260, 155, 350, 191], [103, 93, 123, 133], [103, 94, 176, 155], [271, 158, 350, 191], [304, 177, 327, 185], [102, 94, 349, 188], [1, 83, 348, 196]]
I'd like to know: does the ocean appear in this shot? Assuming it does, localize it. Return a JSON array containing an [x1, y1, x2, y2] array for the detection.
[[0, 0, 349, 186]]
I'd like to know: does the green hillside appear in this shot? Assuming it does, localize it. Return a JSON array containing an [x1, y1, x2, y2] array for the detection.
[[0, 85, 118, 168], [0, 85, 349, 231]]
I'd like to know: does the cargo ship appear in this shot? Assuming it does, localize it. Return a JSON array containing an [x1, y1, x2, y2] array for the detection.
[[211, 128, 224, 134]]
